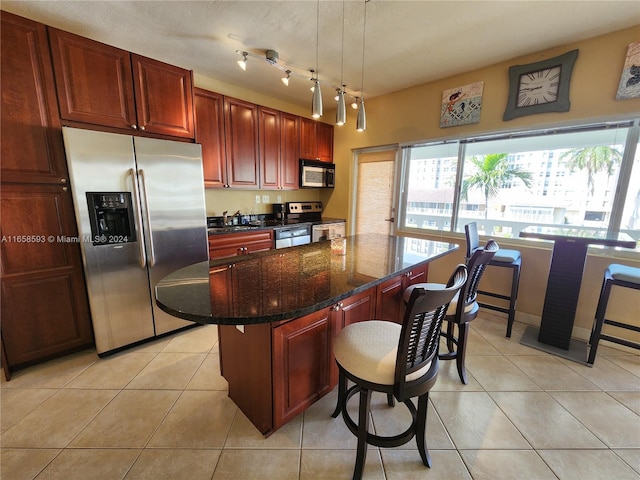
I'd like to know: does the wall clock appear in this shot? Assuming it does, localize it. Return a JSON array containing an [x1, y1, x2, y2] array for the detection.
[[503, 49, 578, 121]]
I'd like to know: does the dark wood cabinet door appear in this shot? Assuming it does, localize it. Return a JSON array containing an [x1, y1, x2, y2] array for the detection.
[[299, 117, 317, 160], [48, 27, 137, 131], [195, 88, 227, 188], [208, 230, 274, 260], [258, 107, 281, 190], [1, 12, 68, 184], [0, 184, 93, 373], [280, 113, 300, 190], [405, 263, 428, 287], [272, 307, 332, 429], [218, 322, 273, 434], [330, 288, 376, 385], [375, 273, 405, 324], [224, 97, 259, 188], [316, 121, 334, 163], [131, 54, 194, 138]]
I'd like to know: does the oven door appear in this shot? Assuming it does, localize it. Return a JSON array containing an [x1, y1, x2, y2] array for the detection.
[[274, 225, 311, 249]]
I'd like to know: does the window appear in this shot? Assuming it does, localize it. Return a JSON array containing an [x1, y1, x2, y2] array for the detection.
[[400, 121, 640, 244]]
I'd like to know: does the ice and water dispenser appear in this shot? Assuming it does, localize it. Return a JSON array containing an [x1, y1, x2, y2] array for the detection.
[[86, 192, 137, 245]]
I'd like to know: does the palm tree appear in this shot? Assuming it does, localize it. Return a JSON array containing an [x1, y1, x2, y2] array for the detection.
[[560, 146, 622, 196], [461, 153, 533, 218]]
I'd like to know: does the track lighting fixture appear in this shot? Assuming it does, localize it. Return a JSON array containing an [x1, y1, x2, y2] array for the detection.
[[281, 70, 291, 86], [237, 51, 248, 71], [231, 0, 372, 129]]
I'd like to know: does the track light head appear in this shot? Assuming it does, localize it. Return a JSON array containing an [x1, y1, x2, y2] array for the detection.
[[281, 70, 291, 86], [237, 51, 248, 71]]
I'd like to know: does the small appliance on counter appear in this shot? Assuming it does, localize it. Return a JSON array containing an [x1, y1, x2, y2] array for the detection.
[[272, 203, 286, 223]]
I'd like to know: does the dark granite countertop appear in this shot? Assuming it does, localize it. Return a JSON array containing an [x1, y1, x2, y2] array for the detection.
[[156, 233, 459, 325], [207, 218, 345, 235]]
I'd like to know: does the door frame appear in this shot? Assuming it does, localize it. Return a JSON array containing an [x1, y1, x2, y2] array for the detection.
[[349, 144, 401, 236]]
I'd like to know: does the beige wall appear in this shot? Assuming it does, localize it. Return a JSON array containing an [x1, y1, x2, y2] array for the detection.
[[326, 26, 640, 340]]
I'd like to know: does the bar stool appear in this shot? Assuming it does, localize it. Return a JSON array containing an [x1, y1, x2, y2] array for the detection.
[[465, 222, 521, 338], [404, 240, 499, 384], [587, 263, 640, 366], [331, 264, 467, 480]]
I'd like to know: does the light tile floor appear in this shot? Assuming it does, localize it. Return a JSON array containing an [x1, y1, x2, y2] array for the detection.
[[2, 313, 639, 479]]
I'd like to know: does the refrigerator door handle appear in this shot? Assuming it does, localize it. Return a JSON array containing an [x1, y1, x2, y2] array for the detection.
[[129, 168, 147, 268], [138, 169, 157, 267]]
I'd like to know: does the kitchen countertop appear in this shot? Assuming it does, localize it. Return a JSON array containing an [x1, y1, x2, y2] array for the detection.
[[207, 218, 345, 235], [156, 233, 459, 325]]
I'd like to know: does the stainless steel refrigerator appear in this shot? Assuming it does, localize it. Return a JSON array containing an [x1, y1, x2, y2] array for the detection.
[[62, 127, 208, 355]]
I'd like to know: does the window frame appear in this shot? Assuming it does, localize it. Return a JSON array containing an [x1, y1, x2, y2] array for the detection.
[[396, 118, 640, 246]]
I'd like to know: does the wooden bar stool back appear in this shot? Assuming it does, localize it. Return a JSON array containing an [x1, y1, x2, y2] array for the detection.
[[331, 264, 468, 480], [587, 263, 640, 366], [465, 222, 522, 337], [438, 240, 499, 383]]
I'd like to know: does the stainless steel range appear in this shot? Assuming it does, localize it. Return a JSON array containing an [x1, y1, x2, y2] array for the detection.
[[272, 202, 322, 249]]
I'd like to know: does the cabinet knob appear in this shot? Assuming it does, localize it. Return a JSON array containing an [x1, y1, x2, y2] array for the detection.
[[62, 186, 68, 192], [139, 126, 146, 131], [131, 125, 138, 129], [60, 178, 67, 183]]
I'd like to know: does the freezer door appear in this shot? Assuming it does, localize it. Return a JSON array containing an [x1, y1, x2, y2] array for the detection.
[[62, 127, 155, 353], [134, 137, 208, 334]]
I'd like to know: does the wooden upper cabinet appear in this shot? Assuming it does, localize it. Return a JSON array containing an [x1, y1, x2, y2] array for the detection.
[[299, 117, 333, 162], [316, 121, 334, 162], [131, 54, 194, 138], [224, 96, 259, 188], [48, 27, 194, 138], [195, 88, 227, 188], [258, 107, 281, 190], [280, 112, 300, 190], [48, 27, 137, 130], [1, 12, 68, 184], [299, 117, 317, 160]]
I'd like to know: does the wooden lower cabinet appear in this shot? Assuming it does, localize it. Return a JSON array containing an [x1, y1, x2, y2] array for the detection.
[[0, 184, 93, 379], [208, 230, 274, 259], [218, 286, 378, 434], [375, 263, 429, 324], [272, 307, 333, 428], [218, 265, 428, 435]]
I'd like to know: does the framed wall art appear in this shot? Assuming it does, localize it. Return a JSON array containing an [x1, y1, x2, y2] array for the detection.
[[440, 81, 484, 128], [616, 41, 640, 100], [503, 49, 578, 121]]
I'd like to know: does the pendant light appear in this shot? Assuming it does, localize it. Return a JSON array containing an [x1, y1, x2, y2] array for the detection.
[[356, 0, 368, 132], [335, 0, 346, 126], [311, 0, 323, 118], [312, 71, 323, 118]]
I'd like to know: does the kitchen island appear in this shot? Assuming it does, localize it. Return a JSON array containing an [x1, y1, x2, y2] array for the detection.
[[156, 234, 459, 434]]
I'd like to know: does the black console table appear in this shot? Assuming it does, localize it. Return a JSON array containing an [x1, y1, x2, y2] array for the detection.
[[519, 226, 636, 363]]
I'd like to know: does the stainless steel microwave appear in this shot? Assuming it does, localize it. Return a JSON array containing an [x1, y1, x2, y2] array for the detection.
[[300, 159, 335, 188]]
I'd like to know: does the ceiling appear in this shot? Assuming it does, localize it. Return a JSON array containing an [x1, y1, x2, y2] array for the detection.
[[3, 1, 639, 111]]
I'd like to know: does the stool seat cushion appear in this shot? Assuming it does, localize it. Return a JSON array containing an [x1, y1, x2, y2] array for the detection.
[[608, 264, 640, 285], [491, 248, 521, 264], [333, 320, 431, 385], [403, 284, 475, 316]]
